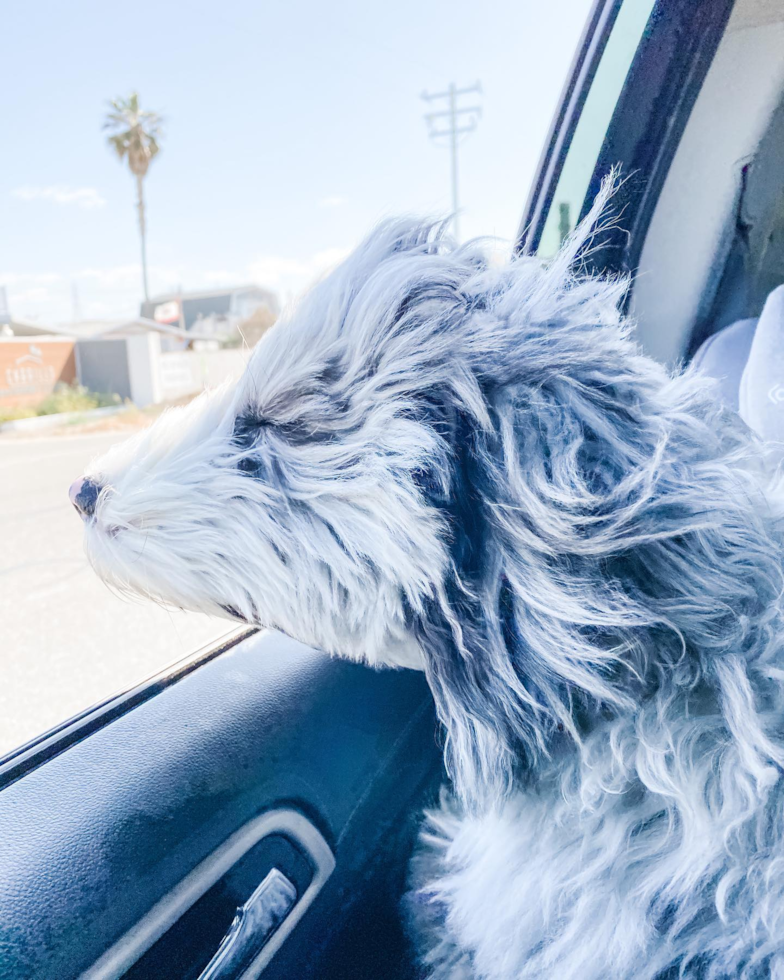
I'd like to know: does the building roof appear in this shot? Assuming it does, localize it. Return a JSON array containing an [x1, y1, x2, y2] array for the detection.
[[145, 284, 270, 304], [0, 333, 79, 344], [140, 283, 279, 331], [5, 316, 68, 338], [5, 316, 220, 342], [101, 317, 220, 341]]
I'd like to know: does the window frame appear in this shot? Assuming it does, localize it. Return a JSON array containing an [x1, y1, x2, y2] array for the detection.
[[517, 0, 737, 281], [0, 627, 253, 790]]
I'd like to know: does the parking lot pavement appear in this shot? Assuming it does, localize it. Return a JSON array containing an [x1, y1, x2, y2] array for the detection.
[[0, 430, 228, 756]]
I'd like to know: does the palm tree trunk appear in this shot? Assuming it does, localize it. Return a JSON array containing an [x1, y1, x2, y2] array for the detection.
[[136, 173, 149, 302]]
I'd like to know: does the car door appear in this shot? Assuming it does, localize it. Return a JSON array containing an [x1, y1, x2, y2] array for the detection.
[[0, 628, 442, 980], [0, 3, 739, 979]]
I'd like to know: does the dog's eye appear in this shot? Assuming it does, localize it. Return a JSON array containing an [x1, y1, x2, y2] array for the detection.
[[231, 412, 272, 476], [232, 411, 271, 452]]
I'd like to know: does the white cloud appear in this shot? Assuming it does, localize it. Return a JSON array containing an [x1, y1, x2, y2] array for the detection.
[[0, 265, 161, 323], [201, 247, 351, 297], [78, 264, 150, 288], [200, 268, 244, 287], [0, 271, 66, 288], [1, 247, 353, 323], [243, 255, 311, 285], [0, 272, 70, 324], [12, 185, 107, 209], [7, 288, 51, 308], [77, 264, 141, 288], [318, 195, 347, 209], [246, 247, 350, 293]]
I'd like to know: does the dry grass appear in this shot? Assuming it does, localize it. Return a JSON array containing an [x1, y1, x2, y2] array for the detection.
[[0, 384, 123, 424], [0, 394, 198, 440]]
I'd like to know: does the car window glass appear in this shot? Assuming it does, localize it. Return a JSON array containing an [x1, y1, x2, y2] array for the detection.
[[0, 0, 593, 757], [537, 0, 657, 258]]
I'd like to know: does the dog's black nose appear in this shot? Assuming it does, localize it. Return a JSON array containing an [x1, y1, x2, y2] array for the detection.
[[69, 476, 102, 519]]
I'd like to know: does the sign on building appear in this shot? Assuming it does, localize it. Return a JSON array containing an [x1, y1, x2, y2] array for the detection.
[[153, 300, 181, 325], [0, 338, 76, 407]]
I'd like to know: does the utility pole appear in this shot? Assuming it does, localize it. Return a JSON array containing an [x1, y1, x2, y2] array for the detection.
[[0, 286, 10, 328], [70, 282, 82, 323], [421, 82, 482, 240]]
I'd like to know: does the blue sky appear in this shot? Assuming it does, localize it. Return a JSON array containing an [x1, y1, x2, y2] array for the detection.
[[1, 0, 593, 323]]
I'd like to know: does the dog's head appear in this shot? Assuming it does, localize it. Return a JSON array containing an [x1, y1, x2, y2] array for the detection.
[[73, 189, 772, 803], [73, 218, 485, 670]]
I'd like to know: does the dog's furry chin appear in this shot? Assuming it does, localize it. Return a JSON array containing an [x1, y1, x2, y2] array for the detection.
[[79, 183, 784, 978]]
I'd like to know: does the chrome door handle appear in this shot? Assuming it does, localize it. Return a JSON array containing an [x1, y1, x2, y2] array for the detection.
[[197, 868, 297, 979], [193, 810, 335, 980], [83, 809, 335, 980]]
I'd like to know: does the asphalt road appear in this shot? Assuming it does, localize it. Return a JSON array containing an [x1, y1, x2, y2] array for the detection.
[[0, 430, 228, 756]]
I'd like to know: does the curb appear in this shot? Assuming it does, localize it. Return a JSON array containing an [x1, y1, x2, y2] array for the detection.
[[0, 404, 130, 434]]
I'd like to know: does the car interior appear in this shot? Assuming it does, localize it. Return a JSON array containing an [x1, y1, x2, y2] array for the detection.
[[3, 0, 784, 977], [630, 0, 784, 371]]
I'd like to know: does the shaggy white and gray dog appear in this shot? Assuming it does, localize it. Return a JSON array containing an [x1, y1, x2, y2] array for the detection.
[[72, 193, 784, 979]]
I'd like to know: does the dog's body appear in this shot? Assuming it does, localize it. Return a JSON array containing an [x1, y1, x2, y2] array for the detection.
[[76, 198, 784, 979]]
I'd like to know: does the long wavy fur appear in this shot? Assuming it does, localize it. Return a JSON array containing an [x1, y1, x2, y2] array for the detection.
[[80, 181, 784, 978], [406, 193, 784, 978]]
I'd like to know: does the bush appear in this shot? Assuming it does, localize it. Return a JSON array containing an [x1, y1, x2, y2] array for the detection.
[[0, 383, 121, 424], [0, 405, 36, 423]]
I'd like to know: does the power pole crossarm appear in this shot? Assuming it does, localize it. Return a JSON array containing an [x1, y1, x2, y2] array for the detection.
[[424, 106, 482, 121], [421, 81, 482, 242], [427, 124, 479, 139], [421, 82, 483, 101]]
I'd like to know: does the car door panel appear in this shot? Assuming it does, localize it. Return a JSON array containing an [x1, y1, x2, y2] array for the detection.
[[0, 630, 442, 979]]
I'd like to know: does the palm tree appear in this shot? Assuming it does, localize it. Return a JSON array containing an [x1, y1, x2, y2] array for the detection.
[[104, 93, 163, 302]]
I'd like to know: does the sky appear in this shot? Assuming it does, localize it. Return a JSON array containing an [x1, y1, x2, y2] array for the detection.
[[1, 0, 593, 324]]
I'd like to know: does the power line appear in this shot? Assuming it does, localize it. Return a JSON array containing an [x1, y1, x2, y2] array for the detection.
[[421, 81, 482, 241]]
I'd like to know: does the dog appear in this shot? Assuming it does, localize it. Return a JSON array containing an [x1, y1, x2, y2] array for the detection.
[[71, 188, 784, 979]]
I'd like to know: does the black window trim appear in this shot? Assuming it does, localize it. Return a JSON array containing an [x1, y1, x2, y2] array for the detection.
[[517, 0, 737, 282], [516, 0, 623, 257], [0, 627, 255, 791]]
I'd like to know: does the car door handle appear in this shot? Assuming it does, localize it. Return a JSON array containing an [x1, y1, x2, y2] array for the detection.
[[195, 811, 336, 980], [83, 809, 335, 980], [197, 867, 298, 979]]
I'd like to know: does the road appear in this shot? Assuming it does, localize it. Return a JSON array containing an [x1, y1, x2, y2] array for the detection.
[[0, 430, 227, 756]]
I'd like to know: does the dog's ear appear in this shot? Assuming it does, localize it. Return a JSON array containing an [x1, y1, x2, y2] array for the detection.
[[410, 179, 781, 808]]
